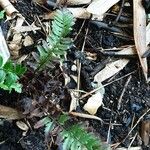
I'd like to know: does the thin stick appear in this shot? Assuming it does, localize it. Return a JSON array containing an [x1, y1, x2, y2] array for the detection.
[[77, 27, 89, 96], [117, 75, 132, 110], [128, 132, 138, 149], [74, 19, 86, 41], [115, 0, 125, 22], [69, 111, 103, 122], [107, 120, 112, 144], [114, 109, 150, 149], [80, 70, 136, 100]]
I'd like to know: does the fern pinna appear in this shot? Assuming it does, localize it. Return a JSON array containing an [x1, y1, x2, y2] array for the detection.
[[34, 114, 101, 150], [37, 9, 75, 70]]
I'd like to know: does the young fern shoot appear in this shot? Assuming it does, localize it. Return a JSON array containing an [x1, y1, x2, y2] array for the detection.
[[37, 9, 75, 70]]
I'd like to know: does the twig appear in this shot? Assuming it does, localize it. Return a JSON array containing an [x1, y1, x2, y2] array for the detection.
[[115, 0, 125, 22], [74, 19, 86, 41], [77, 27, 89, 97], [128, 132, 138, 149], [80, 70, 136, 100], [114, 109, 150, 149], [69, 111, 103, 122], [117, 75, 132, 110]]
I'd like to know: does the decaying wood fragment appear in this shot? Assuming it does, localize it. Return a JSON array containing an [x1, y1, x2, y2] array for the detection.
[[133, 0, 147, 80]]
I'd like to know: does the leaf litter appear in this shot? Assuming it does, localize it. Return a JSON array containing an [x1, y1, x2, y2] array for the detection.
[[0, 0, 150, 150]]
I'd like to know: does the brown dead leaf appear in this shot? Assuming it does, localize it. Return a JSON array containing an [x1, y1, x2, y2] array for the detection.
[[140, 120, 150, 146], [0, 0, 18, 17], [23, 36, 34, 47], [133, 0, 147, 80], [0, 27, 10, 64], [94, 59, 129, 83], [0, 105, 24, 120], [67, 8, 91, 19], [146, 23, 150, 46], [16, 121, 29, 131], [69, 91, 79, 112], [8, 33, 22, 58], [87, 0, 120, 20], [83, 91, 103, 115]]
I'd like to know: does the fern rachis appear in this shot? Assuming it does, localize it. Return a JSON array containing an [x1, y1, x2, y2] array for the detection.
[[37, 9, 75, 70]]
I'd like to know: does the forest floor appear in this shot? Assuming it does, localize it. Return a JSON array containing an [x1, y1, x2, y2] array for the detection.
[[0, 0, 150, 150]]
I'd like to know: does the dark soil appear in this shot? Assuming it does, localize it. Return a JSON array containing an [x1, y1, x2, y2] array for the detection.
[[0, 0, 149, 150]]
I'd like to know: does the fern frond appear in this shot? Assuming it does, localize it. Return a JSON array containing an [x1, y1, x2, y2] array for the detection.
[[34, 114, 101, 150], [37, 9, 75, 70], [61, 124, 101, 150], [0, 55, 26, 93]]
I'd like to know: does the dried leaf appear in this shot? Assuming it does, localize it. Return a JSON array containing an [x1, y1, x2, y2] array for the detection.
[[133, 0, 147, 80], [8, 33, 22, 58], [113, 46, 136, 56], [69, 91, 79, 112], [67, 8, 91, 19], [87, 0, 119, 20], [0, 104, 24, 120], [94, 59, 129, 83], [12, 26, 41, 33], [23, 36, 34, 47], [146, 22, 150, 46], [140, 120, 150, 146], [0, 0, 18, 16], [0, 27, 10, 65], [16, 121, 29, 131], [83, 91, 103, 115]]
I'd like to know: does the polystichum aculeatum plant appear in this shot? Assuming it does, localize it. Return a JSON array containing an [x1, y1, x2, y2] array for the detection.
[[33, 9, 102, 150], [37, 9, 75, 70]]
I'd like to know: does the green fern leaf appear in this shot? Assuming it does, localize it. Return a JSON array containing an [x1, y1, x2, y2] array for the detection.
[[0, 55, 26, 93], [37, 9, 75, 70], [61, 124, 101, 150]]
